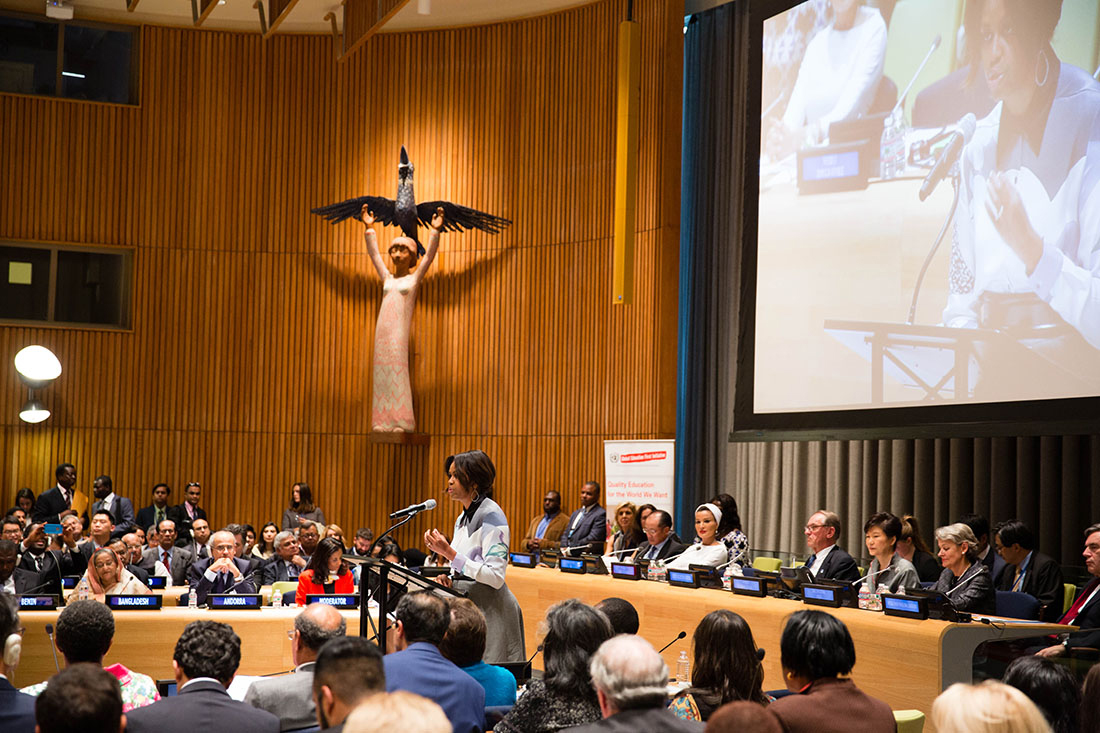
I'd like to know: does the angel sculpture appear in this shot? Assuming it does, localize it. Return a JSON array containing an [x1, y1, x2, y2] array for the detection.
[[311, 147, 511, 433]]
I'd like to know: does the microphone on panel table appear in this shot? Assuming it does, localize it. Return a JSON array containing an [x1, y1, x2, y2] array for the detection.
[[658, 631, 687, 654], [44, 624, 60, 672], [389, 499, 438, 519], [918, 113, 977, 202], [892, 35, 942, 121]]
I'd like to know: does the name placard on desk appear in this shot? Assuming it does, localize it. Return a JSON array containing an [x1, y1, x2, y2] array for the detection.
[[667, 569, 701, 589], [882, 593, 928, 620], [305, 594, 359, 608], [106, 594, 163, 610], [207, 594, 262, 609], [558, 557, 586, 574], [509, 552, 536, 568], [61, 576, 78, 590], [801, 584, 844, 608], [18, 595, 59, 610], [730, 576, 767, 597], [147, 576, 167, 590], [610, 563, 641, 581]]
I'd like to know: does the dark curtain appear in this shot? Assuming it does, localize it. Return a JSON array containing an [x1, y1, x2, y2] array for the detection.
[[677, 2, 1100, 568]]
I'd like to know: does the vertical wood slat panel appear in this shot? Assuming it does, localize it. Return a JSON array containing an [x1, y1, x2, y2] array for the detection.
[[0, 0, 683, 546]]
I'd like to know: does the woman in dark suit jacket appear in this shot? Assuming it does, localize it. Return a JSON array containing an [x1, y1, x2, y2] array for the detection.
[[769, 610, 896, 733], [294, 537, 354, 606], [933, 523, 996, 615]]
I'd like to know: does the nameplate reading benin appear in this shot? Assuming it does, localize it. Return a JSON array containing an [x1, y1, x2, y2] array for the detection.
[[305, 594, 359, 608], [207, 594, 262, 609], [17, 595, 59, 609], [106, 595, 163, 610]]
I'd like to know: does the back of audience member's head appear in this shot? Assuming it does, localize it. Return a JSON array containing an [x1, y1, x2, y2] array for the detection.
[[691, 609, 767, 705], [589, 634, 668, 712], [296, 603, 347, 653], [779, 610, 855, 681], [395, 591, 450, 646], [1002, 656, 1078, 733], [439, 597, 487, 667], [344, 691, 449, 733], [706, 701, 784, 733], [57, 599, 115, 664], [594, 597, 639, 635], [932, 680, 1052, 733], [541, 598, 614, 698], [36, 663, 124, 733], [313, 636, 385, 727], [1081, 663, 1100, 733], [173, 620, 241, 686]]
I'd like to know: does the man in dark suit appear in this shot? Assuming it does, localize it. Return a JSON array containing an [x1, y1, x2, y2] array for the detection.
[[78, 509, 117, 561], [993, 519, 1064, 623], [1037, 522, 1100, 658], [961, 513, 1006, 585], [568, 635, 703, 733], [262, 531, 307, 585], [91, 475, 135, 537], [803, 510, 861, 582], [125, 620, 280, 733], [311, 636, 386, 732], [0, 540, 40, 595], [32, 462, 84, 526], [631, 510, 688, 563], [243, 603, 346, 730], [17, 523, 86, 597], [559, 481, 607, 555], [139, 519, 193, 586], [168, 482, 207, 544], [0, 595, 36, 733], [187, 530, 256, 606], [177, 518, 211, 562], [383, 592, 484, 733], [135, 483, 173, 539]]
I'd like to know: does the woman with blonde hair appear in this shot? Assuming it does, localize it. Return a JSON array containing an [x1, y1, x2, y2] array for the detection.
[[604, 501, 644, 556], [931, 681, 1051, 733]]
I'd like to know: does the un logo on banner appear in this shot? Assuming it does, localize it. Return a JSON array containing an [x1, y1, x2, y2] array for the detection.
[[610, 454, 619, 463]]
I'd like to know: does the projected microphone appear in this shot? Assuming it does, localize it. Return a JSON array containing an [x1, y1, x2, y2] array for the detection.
[[658, 631, 687, 654], [389, 499, 438, 519], [892, 35, 942, 118], [919, 113, 977, 201], [45, 624, 60, 672]]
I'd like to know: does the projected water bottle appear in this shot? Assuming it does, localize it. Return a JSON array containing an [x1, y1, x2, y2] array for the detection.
[[880, 111, 907, 180]]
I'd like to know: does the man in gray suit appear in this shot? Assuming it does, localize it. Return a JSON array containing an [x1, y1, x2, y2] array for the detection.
[[244, 603, 347, 731], [140, 519, 193, 586]]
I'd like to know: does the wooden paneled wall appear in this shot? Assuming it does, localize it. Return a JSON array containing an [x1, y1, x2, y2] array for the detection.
[[0, 0, 683, 547]]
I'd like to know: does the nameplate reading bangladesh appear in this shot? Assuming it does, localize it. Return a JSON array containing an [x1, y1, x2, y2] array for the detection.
[[106, 595, 163, 610], [207, 594, 262, 609], [18, 595, 59, 609], [305, 594, 359, 608]]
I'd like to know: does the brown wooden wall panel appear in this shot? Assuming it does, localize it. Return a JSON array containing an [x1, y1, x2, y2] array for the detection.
[[0, 0, 682, 547]]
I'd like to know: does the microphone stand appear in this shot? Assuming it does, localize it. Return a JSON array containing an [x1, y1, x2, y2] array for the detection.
[[359, 509, 429, 652], [907, 172, 961, 324]]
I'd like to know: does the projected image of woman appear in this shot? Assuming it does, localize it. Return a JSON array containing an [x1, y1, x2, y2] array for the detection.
[[944, 0, 1100, 366], [768, 0, 887, 157]]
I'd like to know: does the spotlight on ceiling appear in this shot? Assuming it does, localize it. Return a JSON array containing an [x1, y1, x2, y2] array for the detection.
[[14, 345, 62, 389]]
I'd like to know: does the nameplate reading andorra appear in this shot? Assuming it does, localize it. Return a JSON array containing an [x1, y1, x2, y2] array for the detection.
[[610, 563, 641, 581], [18, 595, 59, 609], [509, 552, 536, 568], [207, 594, 262, 609], [305, 594, 359, 608], [106, 595, 163, 610]]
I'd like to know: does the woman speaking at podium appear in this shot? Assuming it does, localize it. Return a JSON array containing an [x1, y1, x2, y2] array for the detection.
[[424, 450, 525, 663]]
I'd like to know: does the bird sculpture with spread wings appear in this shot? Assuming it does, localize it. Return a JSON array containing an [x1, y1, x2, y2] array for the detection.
[[310, 145, 511, 254]]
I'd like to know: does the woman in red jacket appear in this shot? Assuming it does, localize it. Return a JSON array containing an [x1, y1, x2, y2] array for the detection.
[[295, 537, 355, 605]]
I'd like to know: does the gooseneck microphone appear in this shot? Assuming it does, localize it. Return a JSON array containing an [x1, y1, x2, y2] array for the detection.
[[658, 630, 687, 654], [389, 499, 438, 519], [918, 113, 977, 202], [44, 624, 60, 672], [526, 644, 544, 665]]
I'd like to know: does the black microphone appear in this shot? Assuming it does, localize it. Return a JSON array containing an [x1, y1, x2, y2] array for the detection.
[[658, 631, 687, 654], [221, 567, 261, 594], [389, 499, 438, 519], [526, 644, 544, 665], [919, 113, 977, 201], [756, 647, 765, 661], [44, 624, 60, 672]]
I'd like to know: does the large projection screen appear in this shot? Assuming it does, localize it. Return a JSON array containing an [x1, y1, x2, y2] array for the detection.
[[733, 0, 1100, 439]]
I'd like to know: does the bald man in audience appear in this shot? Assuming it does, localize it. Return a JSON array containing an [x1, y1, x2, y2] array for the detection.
[[312, 636, 386, 731], [244, 603, 346, 731]]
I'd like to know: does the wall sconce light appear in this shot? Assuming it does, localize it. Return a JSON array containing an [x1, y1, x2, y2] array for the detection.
[[14, 345, 62, 424]]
